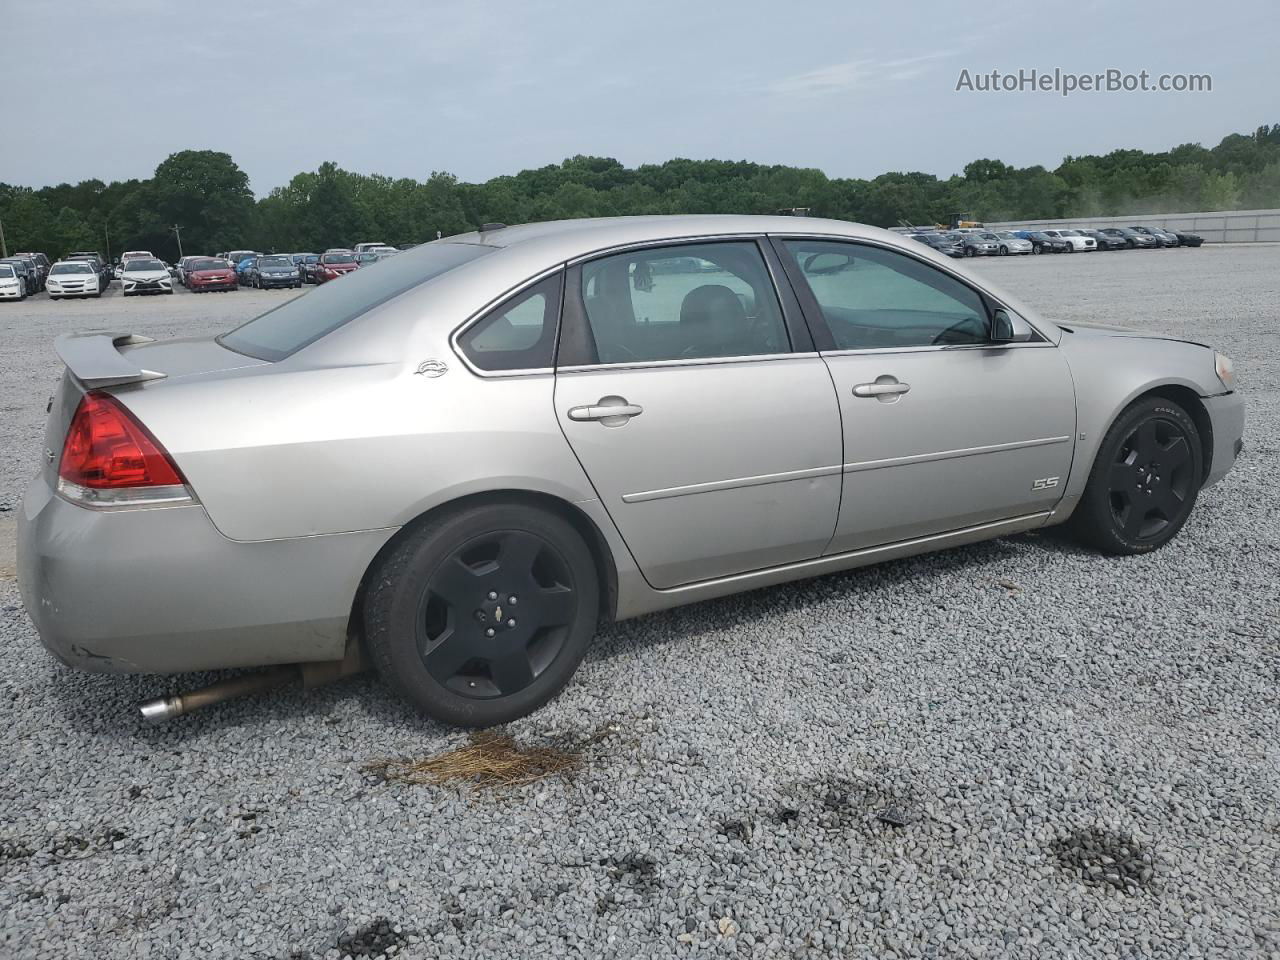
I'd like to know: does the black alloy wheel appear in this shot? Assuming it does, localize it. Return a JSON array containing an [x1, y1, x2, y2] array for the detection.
[[1067, 397, 1203, 554], [365, 503, 599, 726], [1106, 418, 1195, 542]]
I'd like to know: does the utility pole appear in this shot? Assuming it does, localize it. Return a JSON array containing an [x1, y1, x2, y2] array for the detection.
[[171, 224, 183, 259], [104, 222, 111, 261], [0, 217, 7, 258]]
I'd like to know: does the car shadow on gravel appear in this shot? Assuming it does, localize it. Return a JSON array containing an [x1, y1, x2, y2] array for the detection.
[[586, 534, 1035, 662]]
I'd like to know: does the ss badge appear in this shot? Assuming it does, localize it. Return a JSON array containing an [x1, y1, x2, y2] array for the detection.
[[1031, 476, 1060, 491]]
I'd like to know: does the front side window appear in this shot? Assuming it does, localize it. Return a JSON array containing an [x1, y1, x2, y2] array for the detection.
[[576, 241, 787, 364], [782, 240, 989, 350], [457, 273, 561, 371]]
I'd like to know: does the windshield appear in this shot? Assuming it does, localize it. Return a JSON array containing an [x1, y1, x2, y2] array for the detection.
[[259, 256, 292, 268], [979, 233, 999, 241], [51, 262, 94, 275], [322, 253, 356, 264], [125, 259, 166, 272], [0, 265, 14, 278], [191, 258, 228, 271], [220, 242, 493, 361], [996, 232, 1018, 240], [356, 253, 379, 262]]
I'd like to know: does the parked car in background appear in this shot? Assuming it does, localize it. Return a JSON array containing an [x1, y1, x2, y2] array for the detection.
[[184, 257, 238, 292], [290, 253, 317, 272], [175, 256, 198, 284], [354, 252, 382, 268], [120, 257, 173, 296], [1130, 226, 1177, 248], [10, 255, 45, 291], [66, 252, 111, 287], [1080, 229, 1127, 251], [987, 232, 1032, 256], [0, 258, 38, 292], [1155, 227, 1182, 247], [236, 256, 258, 285], [956, 233, 1000, 257], [119, 250, 154, 264], [1041, 229, 1096, 252], [910, 233, 964, 258], [1175, 231, 1205, 247], [1099, 227, 1156, 249], [353, 241, 387, 253], [368, 246, 400, 259], [0, 262, 27, 300], [46, 260, 102, 299], [298, 254, 322, 284], [315, 250, 359, 282], [1016, 231, 1070, 254], [249, 254, 303, 289], [14, 252, 50, 288], [227, 250, 259, 267], [16, 215, 1244, 728]]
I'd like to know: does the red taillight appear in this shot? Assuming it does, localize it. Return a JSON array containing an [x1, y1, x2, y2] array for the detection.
[[59, 392, 184, 489]]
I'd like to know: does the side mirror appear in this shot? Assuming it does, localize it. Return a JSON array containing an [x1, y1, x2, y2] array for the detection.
[[991, 308, 1035, 343]]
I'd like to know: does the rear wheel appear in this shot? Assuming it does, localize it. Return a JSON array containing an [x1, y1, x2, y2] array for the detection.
[[998, 246, 1008, 256], [364, 503, 600, 727], [1067, 397, 1203, 555]]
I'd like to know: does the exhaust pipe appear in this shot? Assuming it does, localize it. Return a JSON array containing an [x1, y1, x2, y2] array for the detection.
[[138, 639, 368, 722]]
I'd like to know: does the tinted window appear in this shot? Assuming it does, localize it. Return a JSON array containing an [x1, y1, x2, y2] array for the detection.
[[783, 240, 989, 350], [220, 241, 492, 361], [457, 273, 561, 371], [0, 266, 14, 277], [125, 259, 166, 271], [258, 256, 291, 268], [322, 253, 356, 264], [51, 262, 94, 275], [577, 241, 787, 364]]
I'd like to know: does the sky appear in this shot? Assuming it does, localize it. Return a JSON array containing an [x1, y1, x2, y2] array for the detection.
[[2, 0, 1277, 196]]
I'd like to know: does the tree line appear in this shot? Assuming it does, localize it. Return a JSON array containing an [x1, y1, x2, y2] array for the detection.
[[2, 124, 1278, 263]]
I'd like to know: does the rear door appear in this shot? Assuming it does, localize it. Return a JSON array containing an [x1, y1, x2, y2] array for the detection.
[[553, 239, 842, 589]]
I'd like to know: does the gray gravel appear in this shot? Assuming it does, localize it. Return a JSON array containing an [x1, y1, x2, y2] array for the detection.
[[2, 249, 1279, 959]]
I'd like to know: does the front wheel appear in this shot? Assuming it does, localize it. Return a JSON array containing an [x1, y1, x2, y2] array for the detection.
[[964, 248, 975, 258], [1066, 397, 1203, 555], [364, 503, 600, 727], [1031, 245, 1041, 255], [998, 246, 1008, 256]]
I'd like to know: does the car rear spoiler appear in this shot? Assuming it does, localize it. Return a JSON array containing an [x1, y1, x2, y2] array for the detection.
[[54, 332, 167, 387]]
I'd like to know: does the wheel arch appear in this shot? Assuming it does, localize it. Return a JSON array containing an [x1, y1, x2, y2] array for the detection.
[[346, 488, 620, 642]]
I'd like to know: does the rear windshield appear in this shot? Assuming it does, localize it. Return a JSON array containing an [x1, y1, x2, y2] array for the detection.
[[219, 242, 493, 361], [51, 262, 94, 275]]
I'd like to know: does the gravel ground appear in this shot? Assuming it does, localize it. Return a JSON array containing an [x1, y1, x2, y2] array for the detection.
[[1, 249, 1278, 959]]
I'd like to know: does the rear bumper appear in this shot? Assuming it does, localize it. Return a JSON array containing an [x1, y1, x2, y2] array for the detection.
[[16, 474, 397, 674], [1203, 391, 1245, 488]]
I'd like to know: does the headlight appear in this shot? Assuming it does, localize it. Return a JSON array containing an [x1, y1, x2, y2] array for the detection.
[[1214, 352, 1235, 391]]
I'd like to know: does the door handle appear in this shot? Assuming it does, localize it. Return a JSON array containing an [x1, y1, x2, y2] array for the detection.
[[853, 380, 910, 398], [567, 396, 644, 425]]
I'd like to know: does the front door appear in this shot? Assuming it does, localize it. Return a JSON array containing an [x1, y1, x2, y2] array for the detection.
[[775, 237, 1076, 553], [554, 239, 843, 589]]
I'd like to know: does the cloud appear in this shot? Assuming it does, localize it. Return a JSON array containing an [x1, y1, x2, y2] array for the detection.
[[770, 51, 955, 97]]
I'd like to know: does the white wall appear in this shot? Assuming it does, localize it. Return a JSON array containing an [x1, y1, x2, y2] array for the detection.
[[985, 209, 1280, 243]]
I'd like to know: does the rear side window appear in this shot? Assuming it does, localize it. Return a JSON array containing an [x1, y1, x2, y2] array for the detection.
[[220, 242, 492, 361], [457, 273, 562, 372], [575, 241, 788, 364]]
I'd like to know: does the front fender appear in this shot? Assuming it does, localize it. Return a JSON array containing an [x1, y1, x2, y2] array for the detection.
[[1056, 332, 1224, 511]]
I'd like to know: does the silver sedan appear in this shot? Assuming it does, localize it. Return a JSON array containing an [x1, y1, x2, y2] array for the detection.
[[17, 215, 1245, 726]]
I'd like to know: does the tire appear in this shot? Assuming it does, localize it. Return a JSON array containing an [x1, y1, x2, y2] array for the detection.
[[1031, 245, 1041, 255], [1066, 397, 1203, 555], [964, 248, 975, 258], [364, 502, 600, 727], [998, 246, 1007, 256]]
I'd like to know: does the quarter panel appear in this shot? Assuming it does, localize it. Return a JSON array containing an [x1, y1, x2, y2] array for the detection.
[[121, 364, 599, 543]]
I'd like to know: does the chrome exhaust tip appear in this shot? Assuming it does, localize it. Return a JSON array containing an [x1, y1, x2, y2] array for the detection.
[[139, 696, 184, 723]]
